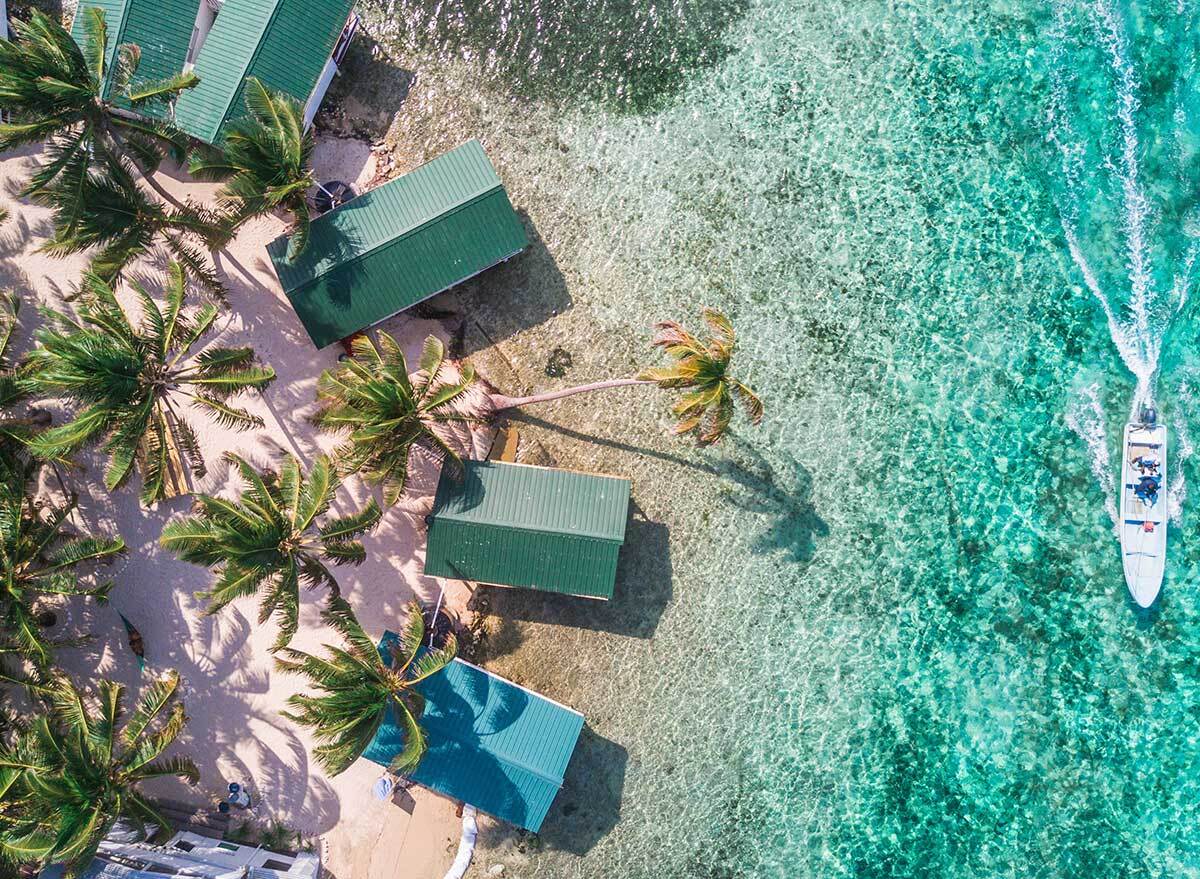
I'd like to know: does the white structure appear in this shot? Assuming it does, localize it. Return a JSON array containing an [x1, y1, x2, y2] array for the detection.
[[41, 830, 319, 879], [184, 0, 223, 71], [302, 13, 359, 129]]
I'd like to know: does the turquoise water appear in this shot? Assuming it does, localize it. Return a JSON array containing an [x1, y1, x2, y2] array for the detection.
[[339, 1, 1200, 875]]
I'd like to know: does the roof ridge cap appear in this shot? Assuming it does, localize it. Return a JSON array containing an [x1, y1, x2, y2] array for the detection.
[[276, 183, 505, 289], [209, 0, 285, 138]]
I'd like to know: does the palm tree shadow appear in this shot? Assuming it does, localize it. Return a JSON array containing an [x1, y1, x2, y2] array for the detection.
[[719, 441, 828, 563], [507, 414, 829, 564], [52, 474, 343, 836]]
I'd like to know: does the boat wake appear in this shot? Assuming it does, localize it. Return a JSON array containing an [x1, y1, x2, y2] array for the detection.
[[1066, 382, 1119, 528], [1048, 0, 1199, 519]]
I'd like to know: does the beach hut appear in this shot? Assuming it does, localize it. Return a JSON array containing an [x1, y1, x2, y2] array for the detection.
[[172, 0, 358, 143], [265, 140, 529, 349], [70, 0, 200, 118], [364, 648, 584, 834], [69, 0, 356, 135], [424, 460, 631, 600]]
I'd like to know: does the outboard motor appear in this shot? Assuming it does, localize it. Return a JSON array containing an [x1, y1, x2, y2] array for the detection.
[[1142, 406, 1158, 428]]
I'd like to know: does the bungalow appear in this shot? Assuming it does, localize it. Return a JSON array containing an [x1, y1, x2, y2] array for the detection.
[[364, 650, 585, 834], [266, 139, 528, 349], [70, 0, 200, 118], [174, 0, 358, 142], [70, 0, 358, 140], [424, 460, 632, 600]]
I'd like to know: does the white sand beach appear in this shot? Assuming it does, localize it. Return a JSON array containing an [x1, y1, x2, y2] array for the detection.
[[0, 136, 483, 878]]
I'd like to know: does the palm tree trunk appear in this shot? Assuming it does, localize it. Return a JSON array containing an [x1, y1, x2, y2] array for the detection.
[[101, 124, 190, 212], [489, 378, 655, 412]]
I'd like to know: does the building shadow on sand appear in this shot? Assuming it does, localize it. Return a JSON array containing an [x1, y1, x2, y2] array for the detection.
[[475, 724, 626, 857], [439, 210, 570, 357], [477, 502, 672, 640]]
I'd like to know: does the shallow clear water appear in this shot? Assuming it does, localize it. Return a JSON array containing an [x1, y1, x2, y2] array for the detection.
[[340, 1, 1200, 875]]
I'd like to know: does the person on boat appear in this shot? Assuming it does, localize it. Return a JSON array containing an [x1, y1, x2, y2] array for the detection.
[[1134, 455, 1160, 475], [1135, 474, 1161, 502]]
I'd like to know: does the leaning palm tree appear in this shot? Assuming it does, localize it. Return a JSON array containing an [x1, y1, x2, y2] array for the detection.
[[160, 454, 381, 651], [25, 265, 276, 505], [0, 458, 125, 667], [188, 77, 315, 259], [636, 308, 763, 443], [313, 334, 477, 505], [0, 9, 197, 215], [36, 163, 229, 295], [276, 596, 456, 776], [485, 308, 762, 444], [0, 671, 198, 875]]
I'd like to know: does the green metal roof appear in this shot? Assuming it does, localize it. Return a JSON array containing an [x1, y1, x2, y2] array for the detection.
[[173, 0, 352, 143], [424, 460, 630, 600], [364, 649, 584, 833], [70, 0, 200, 118], [266, 140, 529, 349]]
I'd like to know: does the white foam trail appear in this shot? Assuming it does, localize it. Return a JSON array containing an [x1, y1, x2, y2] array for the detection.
[[1066, 383, 1119, 529], [1169, 412, 1193, 524], [1048, 0, 1188, 417]]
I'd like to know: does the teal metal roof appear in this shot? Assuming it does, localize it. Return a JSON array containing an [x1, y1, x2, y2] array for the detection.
[[424, 460, 630, 599], [173, 0, 352, 143], [71, 0, 200, 118], [266, 140, 528, 348], [364, 649, 584, 833]]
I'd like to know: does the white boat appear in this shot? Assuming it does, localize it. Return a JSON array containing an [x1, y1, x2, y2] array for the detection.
[[1119, 409, 1167, 607]]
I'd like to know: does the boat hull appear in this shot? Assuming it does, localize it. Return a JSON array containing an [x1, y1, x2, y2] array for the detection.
[[1119, 422, 1167, 607]]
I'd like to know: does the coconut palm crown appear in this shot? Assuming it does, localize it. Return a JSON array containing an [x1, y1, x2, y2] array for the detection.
[[160, 454, 381, 652], [313, 334, 476, 506], [188, 77, 315, 260], [0, 458, 125, 666], [0, 671, 198, 876], [638, 308, 763, 444], [25, 265, 276, 504], [36, 162, 230, 295], [0, 9, 198, 213], [276, 596, 456, 776]]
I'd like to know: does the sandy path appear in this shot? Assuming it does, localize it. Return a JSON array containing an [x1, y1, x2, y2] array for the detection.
[[0, 137, 473, 878]]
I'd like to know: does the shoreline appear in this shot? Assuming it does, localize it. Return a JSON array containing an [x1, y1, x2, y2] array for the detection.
[[0, 132, 514, 878]]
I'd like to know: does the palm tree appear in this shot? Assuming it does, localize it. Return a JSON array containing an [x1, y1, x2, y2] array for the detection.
[[25, 265, 276, 505], [486, 308, 762, 443], [36, 163, 229, 295], [0, 292, 53, 465], [637, 308, 763, 444], [313, 334, 477, 505], [160, 454, 381, 651], [0, 458, 125, 667], [0, 9, 198, 214], [0, 671, 198, 876], [276, 596, 456, 776], [188, 77, 315, 259]]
